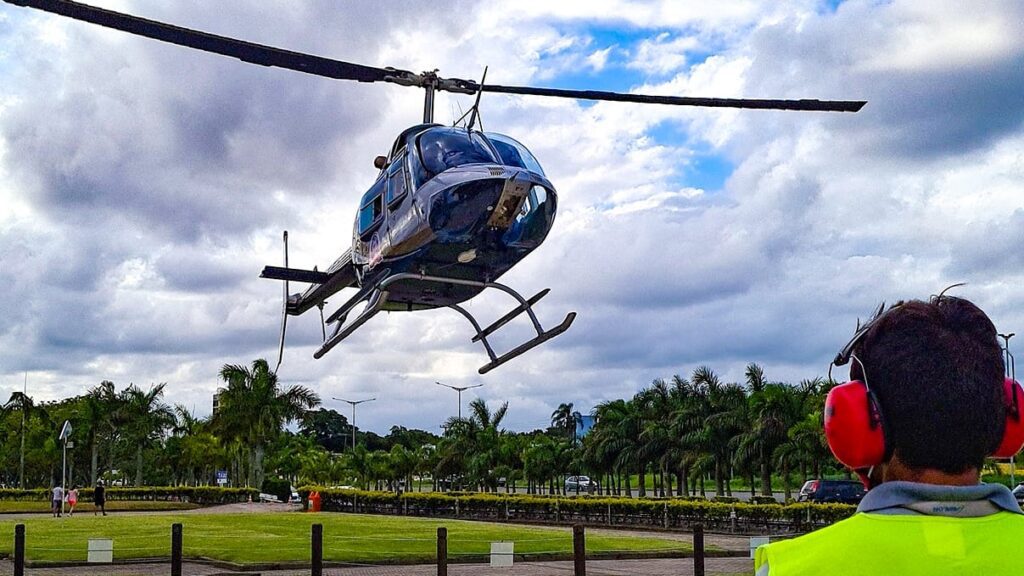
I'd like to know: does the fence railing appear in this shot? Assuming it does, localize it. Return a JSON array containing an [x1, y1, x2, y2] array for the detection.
[[303, 488, 854, 534], [7, 522, 719, 576]]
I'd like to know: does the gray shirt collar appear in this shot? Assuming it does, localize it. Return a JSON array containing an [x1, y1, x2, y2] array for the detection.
[[857, 480, 1023, 516]]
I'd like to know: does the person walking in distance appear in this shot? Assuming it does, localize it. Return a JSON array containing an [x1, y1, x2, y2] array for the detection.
[[67, 485, 79, 516], [93, 479, 107, 516], [51, 483, 63, 518]]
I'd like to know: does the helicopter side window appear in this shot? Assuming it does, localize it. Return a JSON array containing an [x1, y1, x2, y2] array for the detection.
[[358, 177, 387, 237], [386, 152, 409, 209], [417, 127, 497, 181], [486, 133, 546, 176]]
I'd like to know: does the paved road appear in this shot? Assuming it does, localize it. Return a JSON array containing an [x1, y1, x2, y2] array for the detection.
[[0, 557, 754, 575]]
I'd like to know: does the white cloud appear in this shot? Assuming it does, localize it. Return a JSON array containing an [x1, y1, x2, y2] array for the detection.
[[628, 32, 699, 76]]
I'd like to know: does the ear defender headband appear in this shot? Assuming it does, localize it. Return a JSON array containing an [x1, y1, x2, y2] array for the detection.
[[824, 304, 1024, 471]]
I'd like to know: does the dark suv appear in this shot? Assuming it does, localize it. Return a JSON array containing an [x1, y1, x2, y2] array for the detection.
[[798, 479, 867, 504]]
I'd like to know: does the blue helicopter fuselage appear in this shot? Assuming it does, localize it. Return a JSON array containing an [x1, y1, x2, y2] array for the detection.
[[351, 125, 557, 310]]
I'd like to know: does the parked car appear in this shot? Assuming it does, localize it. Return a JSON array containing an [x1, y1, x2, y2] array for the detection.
[[1012, 482, 1024, 505], [564, 475, 598, 493], [797, 479, 866, 504]]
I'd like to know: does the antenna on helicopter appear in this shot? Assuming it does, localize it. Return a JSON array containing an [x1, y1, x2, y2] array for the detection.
[[453, 67, 488, 132], [467, 66, 487, 133]]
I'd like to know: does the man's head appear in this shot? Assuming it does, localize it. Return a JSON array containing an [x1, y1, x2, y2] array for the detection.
[[849, 294, 1005, 475]]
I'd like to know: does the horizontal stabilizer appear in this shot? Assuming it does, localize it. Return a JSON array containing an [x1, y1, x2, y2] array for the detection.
[[260, 266, 330, 284]]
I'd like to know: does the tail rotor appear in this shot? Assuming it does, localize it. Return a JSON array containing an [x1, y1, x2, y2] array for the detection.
[[275, 230, 289, 373]]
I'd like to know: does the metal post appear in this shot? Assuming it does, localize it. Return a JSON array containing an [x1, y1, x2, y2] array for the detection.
[[61, 439, 67, 516], [311, 523, 323, 576], [573, 525, 586, 576], [14, 524, 25, 576], [693, 524, 705, 576], [333, 398, 376, 451], [436, 527, 448, 576], [435, 382, 484, 421], [170, 523, 182, 576]]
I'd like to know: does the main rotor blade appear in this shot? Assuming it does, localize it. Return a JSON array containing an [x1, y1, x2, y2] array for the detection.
[[478, 84, 866, 112], [5, 0, 401, 83]]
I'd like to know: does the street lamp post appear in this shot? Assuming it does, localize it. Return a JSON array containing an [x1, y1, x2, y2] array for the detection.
[[333, 397, 376, 451], [434, 382, 484, 420]]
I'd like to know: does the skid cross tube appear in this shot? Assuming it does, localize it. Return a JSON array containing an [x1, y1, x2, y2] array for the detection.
[[314, 288, 388, 359], [376, 272, 575, 373], [312, 271, 574, 372]]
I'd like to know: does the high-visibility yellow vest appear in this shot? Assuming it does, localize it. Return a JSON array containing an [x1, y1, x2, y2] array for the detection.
[[755, 511, 1024, 575]]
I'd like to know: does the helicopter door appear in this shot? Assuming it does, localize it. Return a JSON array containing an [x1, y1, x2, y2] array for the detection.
[[356, 176, 388, 267]]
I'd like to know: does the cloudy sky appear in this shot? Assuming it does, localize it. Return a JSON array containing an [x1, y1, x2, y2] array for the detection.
[[2, 0, 1023, 434]]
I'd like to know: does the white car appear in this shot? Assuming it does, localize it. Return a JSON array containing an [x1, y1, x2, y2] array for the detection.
[[564, 475, 598, 493]]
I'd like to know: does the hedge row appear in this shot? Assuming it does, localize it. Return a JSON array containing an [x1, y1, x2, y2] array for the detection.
[[298, 488, 855, 533], [0, 486, 258, 505]]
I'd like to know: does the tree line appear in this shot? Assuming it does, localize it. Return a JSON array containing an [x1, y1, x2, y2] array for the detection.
[[1, 360, 854, 498]]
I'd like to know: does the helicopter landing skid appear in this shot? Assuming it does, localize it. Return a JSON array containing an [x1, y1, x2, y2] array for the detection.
[[313, 272, 575, 373]]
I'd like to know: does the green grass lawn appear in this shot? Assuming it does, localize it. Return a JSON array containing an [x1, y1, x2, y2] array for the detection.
[[0, 512, 695, 565], [0, 501, 199, 514]]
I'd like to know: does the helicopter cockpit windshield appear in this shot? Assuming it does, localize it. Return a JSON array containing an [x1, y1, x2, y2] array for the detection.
[[416, 127, 497, 183], [485, 133, 546, 177]]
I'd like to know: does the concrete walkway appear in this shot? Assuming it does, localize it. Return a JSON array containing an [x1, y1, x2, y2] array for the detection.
[[0, 557, 754, 575]]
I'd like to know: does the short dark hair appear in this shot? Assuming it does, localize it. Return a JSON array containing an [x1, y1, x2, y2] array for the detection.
[[850, 295, 1005, 474]]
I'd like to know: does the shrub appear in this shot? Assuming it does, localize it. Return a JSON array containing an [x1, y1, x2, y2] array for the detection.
[[0, 486, 258, 505], [261, 477, 291, 503]]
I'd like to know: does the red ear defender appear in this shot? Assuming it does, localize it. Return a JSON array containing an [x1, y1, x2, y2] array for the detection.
[[824, 381, 887, 470], [992, 378, 1024, 458]]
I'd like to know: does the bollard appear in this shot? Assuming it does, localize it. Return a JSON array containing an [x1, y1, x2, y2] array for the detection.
[[170, 523, 182, 576], [14, 524, 25, 576], [436, 527, 448, 576], [573, 524, 586, 576], [693, 524, 705, 576], [311, 523, 323, 576]]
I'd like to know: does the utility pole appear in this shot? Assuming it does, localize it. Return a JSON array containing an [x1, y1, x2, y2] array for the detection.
[[999, 332, 1016, 487], [20, 372, 26, 489], [435, 382, 484, 420], [333, 397, 376, 451]]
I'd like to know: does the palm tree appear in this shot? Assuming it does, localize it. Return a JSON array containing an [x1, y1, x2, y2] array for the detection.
[[731, 365, 807, 495], [684, 366, 748, 496], [2, 391, 41, 489], [118, 383, 174, 486], [589, 398, 644, 497], [82, 381, 119, 485], [551, 402, 582, 445], [215, 359, 320, 488], [523, 435, 558, 494]]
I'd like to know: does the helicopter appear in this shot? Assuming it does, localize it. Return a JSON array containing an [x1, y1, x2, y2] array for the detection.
[[7, 0, 866, 374]]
